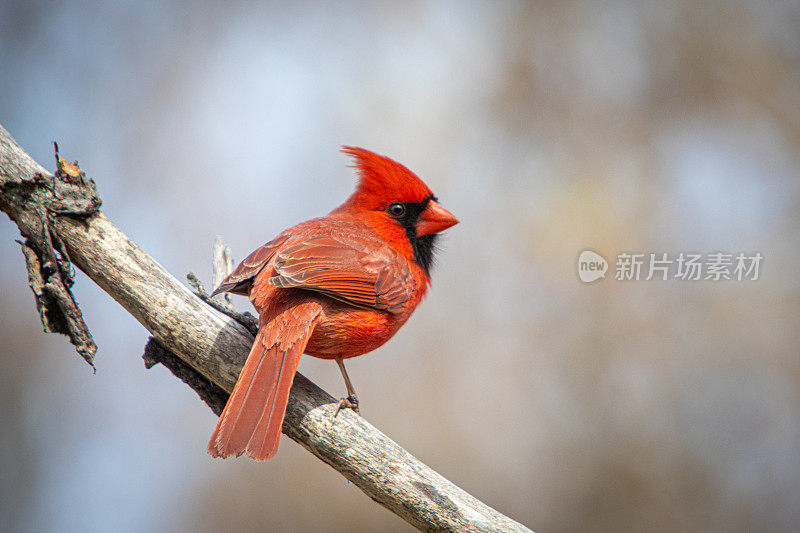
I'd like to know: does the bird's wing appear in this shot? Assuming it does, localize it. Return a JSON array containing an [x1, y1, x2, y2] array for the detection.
[[269, 234, 413, 314], [211, 234, 291, 296]]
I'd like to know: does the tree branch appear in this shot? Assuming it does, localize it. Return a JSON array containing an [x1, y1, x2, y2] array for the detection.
[[0, 124, 532, 533]]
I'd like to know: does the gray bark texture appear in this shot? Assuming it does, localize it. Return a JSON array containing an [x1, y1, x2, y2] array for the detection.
[[0, 124, 532, 533]]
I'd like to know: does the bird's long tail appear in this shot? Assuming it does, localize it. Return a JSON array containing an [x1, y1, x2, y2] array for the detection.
[[208, 303, 322, 460]]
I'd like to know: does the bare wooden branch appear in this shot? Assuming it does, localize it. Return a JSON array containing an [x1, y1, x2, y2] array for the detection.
[[0, 124, 532, 533]]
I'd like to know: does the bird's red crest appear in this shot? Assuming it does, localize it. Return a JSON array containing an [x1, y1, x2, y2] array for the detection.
[[341, 146, 433, 210]]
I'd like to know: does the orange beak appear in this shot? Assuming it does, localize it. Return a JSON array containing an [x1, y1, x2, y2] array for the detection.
[[416, 200, 459, 236]]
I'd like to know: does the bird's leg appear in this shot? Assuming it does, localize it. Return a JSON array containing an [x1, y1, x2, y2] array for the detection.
[[334, 357, 360, 416]]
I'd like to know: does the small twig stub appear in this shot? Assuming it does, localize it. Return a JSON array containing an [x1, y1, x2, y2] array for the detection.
[[187, 271, 259, 336]]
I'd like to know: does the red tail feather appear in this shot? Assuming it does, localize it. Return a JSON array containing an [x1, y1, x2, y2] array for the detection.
[[208, 303, 322, 460]]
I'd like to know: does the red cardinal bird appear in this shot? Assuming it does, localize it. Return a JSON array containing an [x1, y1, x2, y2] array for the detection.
[[207, 147, 458, 460]]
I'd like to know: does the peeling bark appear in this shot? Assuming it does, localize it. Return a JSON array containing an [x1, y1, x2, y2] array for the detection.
[[0, 136, 99, 367]]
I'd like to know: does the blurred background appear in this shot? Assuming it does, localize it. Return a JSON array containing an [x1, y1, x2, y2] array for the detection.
[[2, 1, 799, 531]]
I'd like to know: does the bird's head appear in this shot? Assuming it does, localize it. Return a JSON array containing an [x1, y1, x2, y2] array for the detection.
[[336, 146, 458, 275]]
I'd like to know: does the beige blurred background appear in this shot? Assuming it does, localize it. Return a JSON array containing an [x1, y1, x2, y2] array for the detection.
[[2, 1, 800, 532]]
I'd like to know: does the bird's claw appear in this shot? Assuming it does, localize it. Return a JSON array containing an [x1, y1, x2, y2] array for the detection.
[[335, 395, 360, 416]]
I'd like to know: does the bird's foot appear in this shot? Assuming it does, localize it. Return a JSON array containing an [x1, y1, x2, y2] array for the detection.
[[335, 395, 360, 416]]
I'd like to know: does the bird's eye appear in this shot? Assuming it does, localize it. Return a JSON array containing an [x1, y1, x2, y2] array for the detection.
[[388, 202, 406, 218]]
